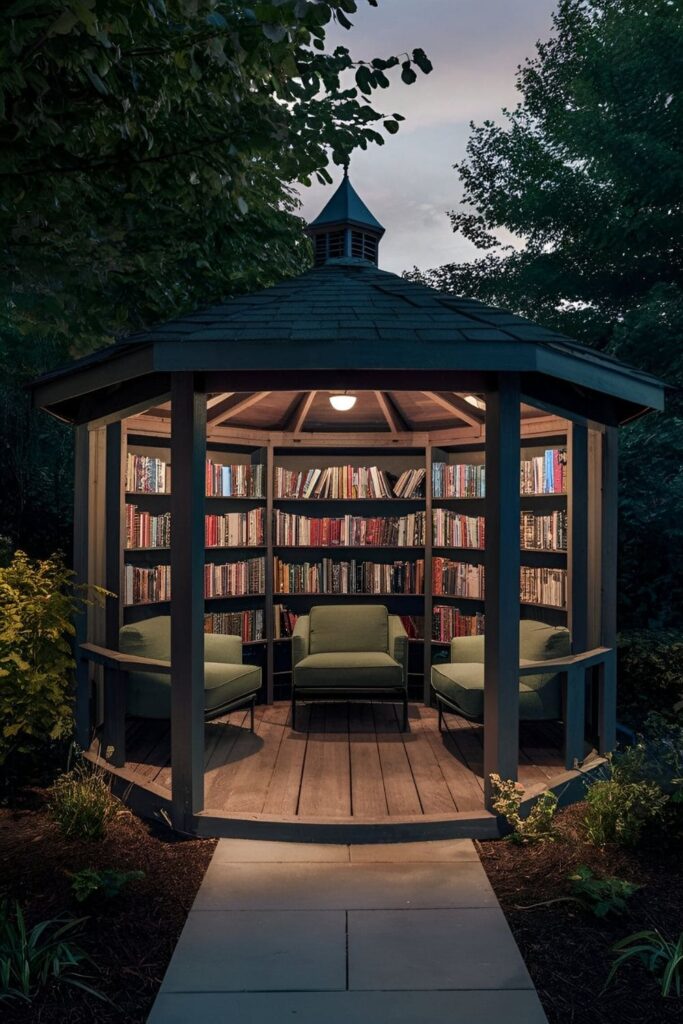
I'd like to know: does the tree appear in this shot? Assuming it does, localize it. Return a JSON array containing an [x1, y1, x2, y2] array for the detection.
[[413, 0, 682, 628], [1, 0, 431, 353]]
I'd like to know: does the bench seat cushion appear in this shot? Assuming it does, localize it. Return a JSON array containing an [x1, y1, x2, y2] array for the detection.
[[431, 661, 561, 721], [293, 651, 404, 690], [127, 662, 261, 719]]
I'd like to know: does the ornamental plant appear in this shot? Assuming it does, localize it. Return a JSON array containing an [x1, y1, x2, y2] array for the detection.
[[605, 929, 683, 999], [489, 774, 558, 844], [48, 762, 121, 841], [584, 776, 668, 847], [0, 551, 87, 778], [69, 868, 145, 904]]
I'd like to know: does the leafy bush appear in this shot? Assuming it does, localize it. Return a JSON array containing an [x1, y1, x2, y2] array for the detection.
[[0, 551, 103, 779], [568, 866, 640, 918], [605, 929, 683, 998], [70, 868, 145, 904], [584, 776, 668, 847], [613, 712, 683, 801], [48, 762, 120, 841], [617, 630, 683, 724], [489, 774, 558, 844], [0, 900, 105, 1004]]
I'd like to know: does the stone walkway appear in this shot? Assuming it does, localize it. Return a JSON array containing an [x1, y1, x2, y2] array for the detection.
[[148, 838, 548, 1023]]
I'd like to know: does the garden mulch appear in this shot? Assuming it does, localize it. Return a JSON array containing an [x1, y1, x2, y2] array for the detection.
[[0, 788, 216, 1023], [478, 802, 683, 1024]]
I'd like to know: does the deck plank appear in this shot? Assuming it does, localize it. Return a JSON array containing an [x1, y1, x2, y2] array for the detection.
[[372, 703, 422, 816], [348, 703, 388, 818], [414, 709, 485, 812], [402, 707, 458, 815], [297, 703, 351, 818], [261, 705, 310, 816], [203, 710, 252, 807], [218, 707, 286, 814]]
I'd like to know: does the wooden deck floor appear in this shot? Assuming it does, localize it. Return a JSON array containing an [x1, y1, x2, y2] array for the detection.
[[118, 702, 566, 820]]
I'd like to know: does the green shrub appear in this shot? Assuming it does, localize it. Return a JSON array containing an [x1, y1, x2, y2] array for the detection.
[[0, 550, 104, 779], [605, 929, 683, 998], [0, 900, 106, 1004], [70, 868, 145, 904], [48, 762, 121, 841], [568, 865, 640, 918], [617, 629, 683, 724], [613, 712, 683, 801], [584, 776, 668, 847], [489, 774, 558, 844]]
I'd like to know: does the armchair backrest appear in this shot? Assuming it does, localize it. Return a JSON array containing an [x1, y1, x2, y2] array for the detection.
[[449, 620, 570, 676], [309, 604, 389, 654], [120, 615, 170, 660]]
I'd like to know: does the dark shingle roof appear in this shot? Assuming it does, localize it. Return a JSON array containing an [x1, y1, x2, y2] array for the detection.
[[307, 176, 384, 233]]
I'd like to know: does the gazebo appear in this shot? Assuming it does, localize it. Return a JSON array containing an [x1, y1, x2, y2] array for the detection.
[[32, 174, 666, 839]]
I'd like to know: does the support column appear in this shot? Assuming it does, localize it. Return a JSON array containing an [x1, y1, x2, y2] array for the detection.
[[103, 422, 126, 767], [599, 426, 618, 753], [73, 425, 91, 749], [484, 374, 520, 805], [171, 373, 206, 827], [567, 422, 589, 653]]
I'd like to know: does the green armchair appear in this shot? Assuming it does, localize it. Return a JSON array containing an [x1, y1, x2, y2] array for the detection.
[[291, 604, 409, 730], [119, 615, 262, 728], [431, 620, 570, 727]]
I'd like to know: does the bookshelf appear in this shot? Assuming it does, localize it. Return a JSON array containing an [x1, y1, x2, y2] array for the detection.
[[112, 430, 570, 703]]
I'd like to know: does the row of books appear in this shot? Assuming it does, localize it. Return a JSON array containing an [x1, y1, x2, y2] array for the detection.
[[204, 558, 265, 598], [126, 505, 171, 549], [432, 510, 485, 549], [520, 511, 567, 551], [273, 511, 426, 548], [273, 557, 425, 595], [432, 606, 485, 640], [432, 559, 486, 599], [125, 453, 266, 497], [204, 609, 265, 641], [432, 462, 485, 498], [274, 465, 424, 500], [125, 505, 265, 549], [274, 604, 298, 639], [124, 564, 171, 605], [520, 449, 567, 495], [206, 459, 265, 498], [205, 509, 264, 548], [520, 567, 567, 608]]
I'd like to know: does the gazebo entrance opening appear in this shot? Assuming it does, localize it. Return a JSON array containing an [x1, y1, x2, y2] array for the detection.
[[75, 384, 617, 838]]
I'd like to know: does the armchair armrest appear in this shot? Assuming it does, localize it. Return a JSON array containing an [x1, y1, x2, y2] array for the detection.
[[80, 642, 170, 674], [388, 615, 409, 685], [291, 616, 310, 667], [450, 633, 485, 664]]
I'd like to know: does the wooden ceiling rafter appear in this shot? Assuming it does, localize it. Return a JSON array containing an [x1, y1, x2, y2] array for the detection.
[[285, 391, 317, 432], [374, 391, 409, 433], [209, 391, 271, 425], [422, 391, 484, 429]]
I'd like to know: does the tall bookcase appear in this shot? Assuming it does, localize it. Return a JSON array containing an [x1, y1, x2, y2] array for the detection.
[[111, 425, 571, 705]]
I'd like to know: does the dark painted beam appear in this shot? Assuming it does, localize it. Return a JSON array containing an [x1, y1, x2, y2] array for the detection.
[[103, 422, 126, 768], [73, 425, 91, 749], [568, 423, 589, 654], [170, 373, 207, 827], [484, 374, 521, 803]]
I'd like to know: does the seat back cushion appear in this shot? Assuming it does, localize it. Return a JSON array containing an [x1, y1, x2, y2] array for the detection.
[[120, 615, 171, 661], [309, 604, 388, 655], [519, 620, 570, 662]]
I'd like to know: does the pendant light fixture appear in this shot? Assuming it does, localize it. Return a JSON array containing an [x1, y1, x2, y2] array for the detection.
[[329, 391, 357, 412]]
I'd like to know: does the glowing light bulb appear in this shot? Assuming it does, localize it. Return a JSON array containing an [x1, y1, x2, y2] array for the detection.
[[329, 393, 357, 411]]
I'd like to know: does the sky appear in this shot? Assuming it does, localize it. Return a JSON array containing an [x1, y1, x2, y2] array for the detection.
[[297, 0, 558, 275]]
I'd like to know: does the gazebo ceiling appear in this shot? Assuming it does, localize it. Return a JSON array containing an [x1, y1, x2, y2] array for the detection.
[[143, 390, 547, 434]]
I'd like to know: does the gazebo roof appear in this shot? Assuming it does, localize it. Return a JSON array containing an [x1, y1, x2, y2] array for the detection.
[[308, 174, 384, 234], [31, 257, 666, 427]]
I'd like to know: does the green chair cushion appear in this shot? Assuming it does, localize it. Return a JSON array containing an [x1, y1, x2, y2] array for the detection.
[[127, 662, 261, 720], [309, 604, 388, 655], [293, 651, 404, 690], [120, 616, 171, 661], [430, 661, 562, 721]]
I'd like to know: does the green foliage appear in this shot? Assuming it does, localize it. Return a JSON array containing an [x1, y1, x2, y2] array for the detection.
[[0, 551, 96, 772], [613, 712, 683, 802], [489, 774, 558, 844], [1, 1, 431, 354], [568, 865, 640, 918], [69, 868, 145, 904], [412, 0, 683, 628], [605, 929, 683, 998], [584, 776, 668, 847], [48, 763, 121, 841], [0, 900, 105, 1004], [617, 631, 683, 723]]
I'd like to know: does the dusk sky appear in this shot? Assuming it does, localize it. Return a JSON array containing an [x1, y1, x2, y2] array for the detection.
[[298, 0, 558, 275]]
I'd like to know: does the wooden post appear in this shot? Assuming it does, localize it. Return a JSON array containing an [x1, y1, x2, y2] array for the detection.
[[599, 426, 618, 753], [103, 422, 126, 767], [73, 425, 91, 749], [563, 666, 586, 770], [423, 441, 434, 704], [484, 374, 520, 805], [265, 442, 274, 704], [170, 373, 206, 827], [567, 422, 589, 654]]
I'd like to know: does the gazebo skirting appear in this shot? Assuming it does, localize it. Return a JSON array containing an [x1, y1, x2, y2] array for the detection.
[[85, 701, 603, 841]]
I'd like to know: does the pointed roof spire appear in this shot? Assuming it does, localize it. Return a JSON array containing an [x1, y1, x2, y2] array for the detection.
[[308, 169, 384, 234], [307, 167, 385, 266]]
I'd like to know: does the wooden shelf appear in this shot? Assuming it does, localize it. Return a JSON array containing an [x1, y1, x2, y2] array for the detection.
[[125, 545, 266, 552], [274, 592, 425, 599], [273, 545, 425, 551], [273, 497, 424, 503], [124, 594, 266, 608], [125, 492, 266, 500]]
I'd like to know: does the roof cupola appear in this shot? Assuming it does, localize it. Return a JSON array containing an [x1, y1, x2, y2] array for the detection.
[[307, 166, 385, 267]]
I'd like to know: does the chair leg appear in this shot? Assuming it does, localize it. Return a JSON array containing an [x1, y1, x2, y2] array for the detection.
[[291, 690, 296, 731], [402, 695, 408, 732], [250, 699, 255, 733], [438, 702, 443, 732]]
